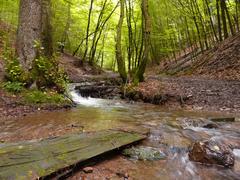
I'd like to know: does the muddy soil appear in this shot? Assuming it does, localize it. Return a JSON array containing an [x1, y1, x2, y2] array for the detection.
[[127, 76, 240, 113], [0, 89, 72, 120]]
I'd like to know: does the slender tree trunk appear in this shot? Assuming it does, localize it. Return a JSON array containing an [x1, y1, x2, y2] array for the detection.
[[41, 0, 53, 57], [193, 0, 208, 50], [220, 0, 228, 39], [116, 0, 127, 82], [223, 0, 235, 35], [134, 0, 151, 83], [235, 0, 239, 32], [89, 0, 107, 65], [204, 0, 218, 41], [216, 0, 223, 41], [83, 0, 94, 63], [60, 2, 71, 53]]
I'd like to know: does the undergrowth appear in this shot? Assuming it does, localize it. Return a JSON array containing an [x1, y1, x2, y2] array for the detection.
[[22, 90, 67, 105]]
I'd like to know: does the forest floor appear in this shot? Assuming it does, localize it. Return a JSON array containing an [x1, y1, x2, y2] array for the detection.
[[134, 32, 240, 114], [132, 76, 240, 114]]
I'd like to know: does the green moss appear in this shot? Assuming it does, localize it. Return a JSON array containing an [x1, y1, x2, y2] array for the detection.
[[22, 90, 68, 105], [123, 146, 166, 161]]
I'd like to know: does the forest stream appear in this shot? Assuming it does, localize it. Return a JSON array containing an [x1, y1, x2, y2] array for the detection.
[[0, 84, 240, 179]]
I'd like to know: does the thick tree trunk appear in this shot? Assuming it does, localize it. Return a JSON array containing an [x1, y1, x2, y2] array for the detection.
[[16, 0, 42, 71], [16, 0, 53, 71]]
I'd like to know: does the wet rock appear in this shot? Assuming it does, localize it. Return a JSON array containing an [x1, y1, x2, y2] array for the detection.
[[123, 146, 166, 161], [116, 172, 129, 179], [189, 140, 235, 167], [75, 84, 120, 99], [83, 167, 94, 173], [203, 123, 219, 129]]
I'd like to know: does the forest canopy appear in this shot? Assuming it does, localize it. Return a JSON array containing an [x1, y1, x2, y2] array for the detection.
[[0, 0, 239, 83]]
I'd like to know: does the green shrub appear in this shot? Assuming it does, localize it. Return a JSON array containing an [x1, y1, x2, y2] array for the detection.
[[3, 40, 30, 83], [3, 81, 25, 93], [23, 90, 66, 104], [32, 41, 68, 92]]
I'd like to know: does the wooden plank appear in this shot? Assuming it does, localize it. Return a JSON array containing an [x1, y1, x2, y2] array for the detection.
[[210, 117, 235, 122], [0, 130, 146, 179]]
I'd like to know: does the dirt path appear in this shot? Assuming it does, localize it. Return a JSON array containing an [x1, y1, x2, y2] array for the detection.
[[131, 76, 240, 113]]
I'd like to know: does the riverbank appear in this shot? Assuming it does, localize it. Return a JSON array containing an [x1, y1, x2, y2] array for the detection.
[[0, 87, 73, 120], [125, 76, 240, 114]]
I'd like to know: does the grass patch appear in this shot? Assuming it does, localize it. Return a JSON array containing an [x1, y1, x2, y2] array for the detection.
[[22, 90, 67, 105], [3, 81, 24, 93]]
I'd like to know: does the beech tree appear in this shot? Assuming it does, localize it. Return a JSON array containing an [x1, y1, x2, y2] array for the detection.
[[134, 0, 151, 83], [116, 0, 127, 82], [16, 0, 53, 72]]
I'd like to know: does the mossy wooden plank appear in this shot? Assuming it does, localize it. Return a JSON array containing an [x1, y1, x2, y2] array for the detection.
[[0, 130, 146, 179]]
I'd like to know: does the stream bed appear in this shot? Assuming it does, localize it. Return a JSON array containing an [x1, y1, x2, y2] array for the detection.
[[0, 86, 240, 179]]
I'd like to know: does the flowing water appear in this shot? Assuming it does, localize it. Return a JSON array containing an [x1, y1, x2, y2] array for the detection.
[[0, 85, 240, 179]]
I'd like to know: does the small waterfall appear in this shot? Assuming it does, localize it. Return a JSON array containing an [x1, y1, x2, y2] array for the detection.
[[67, 83, 125, 108], [69, 89, 104, 107], [67, 83, 104, 107]]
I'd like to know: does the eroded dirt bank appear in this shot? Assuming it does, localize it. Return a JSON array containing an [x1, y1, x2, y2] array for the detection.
[[126, 76, 240, 114]]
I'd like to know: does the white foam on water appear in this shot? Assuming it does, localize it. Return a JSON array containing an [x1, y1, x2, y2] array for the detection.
[[69, 90, 105, 107], [68, 84, 126, 109], [233, 149, 240, 158]]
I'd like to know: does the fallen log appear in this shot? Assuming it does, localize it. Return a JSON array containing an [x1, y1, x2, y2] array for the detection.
[[0, 130, 146, 179]]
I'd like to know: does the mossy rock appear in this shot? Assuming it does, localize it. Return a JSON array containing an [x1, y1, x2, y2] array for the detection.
[[122, 146, 166, 161]]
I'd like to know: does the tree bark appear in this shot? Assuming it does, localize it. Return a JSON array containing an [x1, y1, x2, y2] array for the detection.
[[16, 0, 42, 71], [83, 0, 94, 63], [16, 0, 53, 71], [41, 0, 53, 57], [134, 0, 151, 83], [216, 0, 222, 41], [220, 0, 228, 39], [116, 0, 127, 82]]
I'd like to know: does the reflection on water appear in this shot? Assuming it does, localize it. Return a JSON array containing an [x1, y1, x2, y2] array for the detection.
[[0, 90, 240, 179]]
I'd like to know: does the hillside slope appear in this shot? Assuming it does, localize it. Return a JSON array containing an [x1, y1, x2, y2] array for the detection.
[[189, 33, 240, 80], [156, 33, 240, 80]]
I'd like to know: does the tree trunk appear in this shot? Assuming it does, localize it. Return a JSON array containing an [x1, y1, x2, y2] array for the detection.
[[204, 0, 218, 41], [41, 0, 53, 57], [220, 0, 228, 39], [16, 0, 42, 71], [60, 2, 71, 53], [223, 0, 235, 36], [216, 0, 222, 41], [16, 0, 53, 71], [83, 0, 94, 63], [116, 0, 127, 82], [134, 0, 151, 83]]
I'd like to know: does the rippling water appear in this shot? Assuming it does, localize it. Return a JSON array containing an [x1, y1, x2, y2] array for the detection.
[[0, 86, 240, 179]]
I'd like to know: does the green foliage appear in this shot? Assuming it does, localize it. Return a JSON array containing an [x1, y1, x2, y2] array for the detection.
[[3, 41, 29, 83], [3, 81, 24, 93], [23, 90, 66, 104], [33, 52, 68, 93]]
